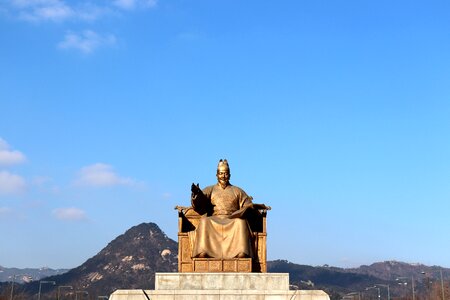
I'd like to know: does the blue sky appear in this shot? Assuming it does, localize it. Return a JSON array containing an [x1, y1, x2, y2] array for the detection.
[[1, 0, 450, 269]]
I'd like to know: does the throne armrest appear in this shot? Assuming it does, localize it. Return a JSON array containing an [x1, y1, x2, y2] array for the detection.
[[247, 203, 270, 233], [252, 203, 271, 213], [175, 205, 202, 232]]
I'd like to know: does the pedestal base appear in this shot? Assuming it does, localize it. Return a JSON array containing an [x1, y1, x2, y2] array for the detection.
[[192, 258, 252, 272], [110, 289, 330, 300], [109, 273, 330, 300], [156, 272, 289, 290]]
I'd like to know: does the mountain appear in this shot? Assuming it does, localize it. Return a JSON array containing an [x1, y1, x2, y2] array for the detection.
[[0, 266, 68, 283], [348, 260, 449, 281], [19, 222, 178, 299], [2, 222, 449, 300], [268, 260, 384, 299], [268, 260, 450, 299]]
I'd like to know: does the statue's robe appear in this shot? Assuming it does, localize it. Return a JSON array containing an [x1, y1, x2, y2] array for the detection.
[[190, 183, 253, 259]]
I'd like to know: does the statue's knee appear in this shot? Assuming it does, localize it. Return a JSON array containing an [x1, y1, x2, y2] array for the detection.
[[196, 252, 209, 258], [235, 252, 248, 258]]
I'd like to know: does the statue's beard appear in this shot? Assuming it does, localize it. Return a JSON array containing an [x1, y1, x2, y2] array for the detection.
[[218, 179, 229, 189]]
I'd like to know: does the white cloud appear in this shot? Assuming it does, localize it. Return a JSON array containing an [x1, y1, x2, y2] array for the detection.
[[75, 3, 111, 21], [74, 163, 137, 187], [3, 0, 157, 53], [52, 207, 87, 221], [10, 0, 74, 22], [6, 0, 156, 22], [0, 138, 26, 166], [58, 30, 116, 54], [113, 0, 135, 10], [0, 171, 26, 194], [29, 4, 72, 21], [113, 0, 157, 10]]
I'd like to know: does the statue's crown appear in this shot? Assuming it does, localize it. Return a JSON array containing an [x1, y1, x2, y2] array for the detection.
[[217, 159, 230, 170]]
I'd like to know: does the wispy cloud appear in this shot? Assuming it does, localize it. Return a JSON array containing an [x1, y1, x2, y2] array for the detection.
[[113, 0, 157, 10], [74, 163, 138, 187], [52, 207, 87, 221], [0, 138, 26, 166], [3, 0, 157, 52], [10, 0, 74, 22], [75, 3, 111, 21], [5, 0, 157, 22], [0, 171, 26, 194], [58, 30, 116, 54]]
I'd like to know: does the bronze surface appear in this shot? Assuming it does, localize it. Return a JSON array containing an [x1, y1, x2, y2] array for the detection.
[[176, 159, 270, 273]]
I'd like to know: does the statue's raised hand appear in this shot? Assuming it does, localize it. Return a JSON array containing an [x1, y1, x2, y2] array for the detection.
[[191, 183, 201, 197]]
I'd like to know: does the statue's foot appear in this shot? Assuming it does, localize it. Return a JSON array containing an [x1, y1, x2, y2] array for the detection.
[[235, 252, 248, 258], [196, 252, 209, 258]]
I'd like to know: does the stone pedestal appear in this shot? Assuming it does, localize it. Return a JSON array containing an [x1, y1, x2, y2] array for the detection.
[[109, 273, 330, 300]]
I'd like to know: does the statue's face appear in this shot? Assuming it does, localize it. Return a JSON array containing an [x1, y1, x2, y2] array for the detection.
[[216, 166, 230, 187]]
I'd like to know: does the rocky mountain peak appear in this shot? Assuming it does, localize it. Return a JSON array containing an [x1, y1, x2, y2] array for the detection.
[[26, 222, 178, 298]]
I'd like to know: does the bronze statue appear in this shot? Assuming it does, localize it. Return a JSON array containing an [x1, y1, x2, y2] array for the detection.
[[190, 159, 254, 259], [175, 159, 270, 272]]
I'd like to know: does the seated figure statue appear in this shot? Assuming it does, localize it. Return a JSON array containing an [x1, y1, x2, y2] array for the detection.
[[190, 159, 255, 259]]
